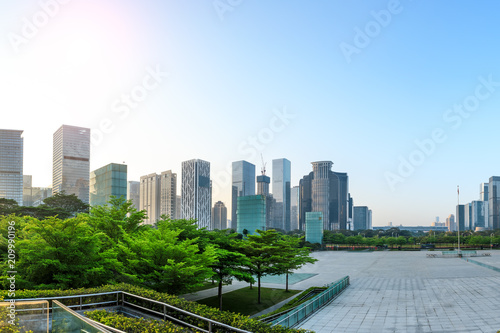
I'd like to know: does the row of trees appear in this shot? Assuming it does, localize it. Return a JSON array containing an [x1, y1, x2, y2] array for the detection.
[[0, 197, 316, 309], [323, 229, 500, 247]]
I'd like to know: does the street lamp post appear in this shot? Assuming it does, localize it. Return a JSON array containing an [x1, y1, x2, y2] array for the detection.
[[491, 233, 494, 250], [457, 185, 461, 257]]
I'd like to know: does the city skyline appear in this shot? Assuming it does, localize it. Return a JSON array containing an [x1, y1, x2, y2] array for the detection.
[[3, 1, 500, 226]]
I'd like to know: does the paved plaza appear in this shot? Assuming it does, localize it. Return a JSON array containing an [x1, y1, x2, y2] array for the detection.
[[296, 250, 500, 333]]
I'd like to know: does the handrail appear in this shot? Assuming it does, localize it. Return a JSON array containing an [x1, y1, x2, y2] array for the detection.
[[10, 290, 252, 333], [271, 276, 350, 328]]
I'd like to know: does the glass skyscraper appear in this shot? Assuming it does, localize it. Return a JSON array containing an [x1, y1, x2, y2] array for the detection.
[[236, 195, 266, 235], [231, 160, 256, 230], [272, 158, 291, 231], [0, 129, 23, 205], [52, 125, 90, 204], [181, 159, 211, 229], [489, 176, 500, 230], [89, 163, 127, 207], [127, 181, 140, 210], [353, 206, 370, 230], [305, 212, 323, 244]]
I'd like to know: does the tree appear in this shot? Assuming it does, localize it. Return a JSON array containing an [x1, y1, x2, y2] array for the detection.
[[0, 198, 19, 216], [275, 235, 317, 291], [42, 192, 89, 216], [236, 230, 284, 304]]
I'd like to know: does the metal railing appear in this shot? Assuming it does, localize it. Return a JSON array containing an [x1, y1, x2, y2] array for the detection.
[[271, 276, 350, 328], [10, 290, 252, 333]]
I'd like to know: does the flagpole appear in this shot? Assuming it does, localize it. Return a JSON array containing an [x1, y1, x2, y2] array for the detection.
[[457, 185, 461, 257]]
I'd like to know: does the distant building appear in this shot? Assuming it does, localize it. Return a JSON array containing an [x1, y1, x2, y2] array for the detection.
[[299, 171, 313, 231], [257, 174, 270, 196], [22, 175, 52, 207], [305, 212, 323, 244], [353, 206, 371, 230], [290, 186, 299, 231], [23, 175, 32, 206], [446, 214, 455, 231], [140, 173, 161, 225], [231, 161, 255, 230], [272, 158, 291, 231], [176, 195, 181, 219], [480, 183, 489, 202], [89, 163, 127, 207], [236, 195, 266, 235], [489, 176, 500, 230], [52, 125, 90, 204], [181, 159, 211, 229], [257, 174, 274, 230], [0, 129, 24, 205], [212, 201, 227, 230], [456, 204, 465, 231], [127, 181, 140, 210], [464, 203, 472, 230], [471, 200, 488, 230], [160, 170, 177, 219]]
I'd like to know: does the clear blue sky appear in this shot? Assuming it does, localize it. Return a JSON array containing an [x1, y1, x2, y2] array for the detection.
[[2, 0, 500, 226]]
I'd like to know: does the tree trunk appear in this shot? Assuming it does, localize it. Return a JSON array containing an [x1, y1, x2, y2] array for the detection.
[[218, 280, 223, 310], [258, 275, 261, 304], [286, 273, 289, 292]]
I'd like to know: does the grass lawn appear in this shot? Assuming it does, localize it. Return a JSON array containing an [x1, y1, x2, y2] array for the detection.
[[188, 281, 226, 293], [196, 287, 301, 316]]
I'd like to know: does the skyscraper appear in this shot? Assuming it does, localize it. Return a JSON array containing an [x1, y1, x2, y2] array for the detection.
[[237, 195, 266, 235], [272, 158, 291, 231], [290, 185, 299, 231], [480, 183, 489, 201], [353, 206, 370, 230], [127, 181, 140, 209], [446, 214, 455, 231], [160, 170, 177, 219], [305, 212, 323, 244], [471, 200, 488, 230], [456, 204, 465, 232], [0, 129, 24, 205], [140, 173, 161, 225], [231, 161, 255, 230], [89, 163, 127, 207], [52, 125, 90, 204], [212, 201, 227, 230], [23, 175, 32, 206], [299, 171, 313, 231], [489, 176, 500, 230], [181, 159, 211, 229]]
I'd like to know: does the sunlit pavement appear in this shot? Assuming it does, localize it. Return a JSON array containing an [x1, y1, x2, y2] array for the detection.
[[296, 250, 500, 333]]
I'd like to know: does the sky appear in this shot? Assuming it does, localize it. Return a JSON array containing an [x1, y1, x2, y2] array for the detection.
[[2, 0, 500, 226]]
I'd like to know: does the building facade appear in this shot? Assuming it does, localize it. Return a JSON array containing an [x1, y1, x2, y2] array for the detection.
[[52, 125, 90, 204], [480, 183, 489, 202], [471, 200, 488, 230], [160, 170, 177, 219], [456, 204, 465, 232], [140, 173, 161, 225], [489, 176, 500, 230], [272, 158, 291, 231], [446, 214, 455, 231], [305, 212, 323, 244], [181, 159, 211, 229], [212, 201, 227, 230], [236, 195, 266, 235], [231, 161, 256, 230], [89, 163, 127, 207], [0, 129, 24, 205], [127, 181, 140, 210], [353, 206, 371, 230], [290, 185, 299, 231]]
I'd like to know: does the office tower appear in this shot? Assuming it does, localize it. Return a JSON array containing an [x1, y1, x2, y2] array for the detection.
[[31, 187, 52, 206], [127, 181, 140, 209], [471, 200, 488, 230], [140, 173, 161, 225], [446, 214, 455, 231], [299, 171, 313, 231], [272, 158, 291, 231], [176, 195, 181, 219], [290, 186, 299, 231], [231, 161, 256, 230], [89, 163, 127, 207], [456, 204, 465, 232], [348, 194, 354, 230], [489, 176, 500, 230], [236, 195, 266, 235], [353, 206, 370, 230], [160, 170, 177, 219], [212, 201, 227, 230], [480, 183, 489, 201], [309, 161, 350, 231], [181, 159, 211, 229], [52, 125, 90, 204], [368, 209, 372, 230], [305, 212, 323, 244], [23, 175, 32, 206], [257, 174, 270, 196], [0, 129, 24, 205]]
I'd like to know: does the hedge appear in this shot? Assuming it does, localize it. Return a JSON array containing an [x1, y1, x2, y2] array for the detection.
[[1, 283, 313, 333]]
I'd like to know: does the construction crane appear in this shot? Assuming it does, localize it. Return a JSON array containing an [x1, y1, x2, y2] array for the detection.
[[260, 154, 267, 175]]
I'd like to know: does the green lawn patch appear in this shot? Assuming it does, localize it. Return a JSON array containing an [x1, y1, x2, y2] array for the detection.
[[196, 287, 300, 316], [188, 281, 225, 293]]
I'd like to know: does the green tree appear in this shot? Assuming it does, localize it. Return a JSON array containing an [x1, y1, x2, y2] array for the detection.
[[0, 199, 19, 216], [42, 192, 89, 216], [236, 230, 284, 304], [275, 235, 317, 291]]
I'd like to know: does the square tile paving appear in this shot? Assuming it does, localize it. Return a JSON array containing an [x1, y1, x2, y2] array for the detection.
[[292, 251, 500, 333]]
